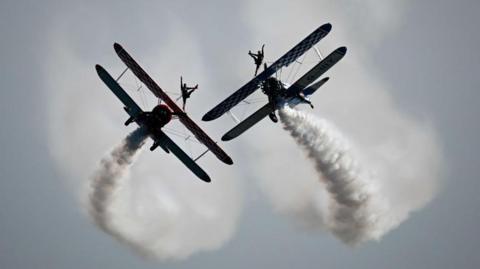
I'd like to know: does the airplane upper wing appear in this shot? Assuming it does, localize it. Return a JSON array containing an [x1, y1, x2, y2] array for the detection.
[[114, 43, 233, 165], [285, 46, 347, 97], [222, 77, 331, 141], [96, 64, 143, 118], [202, 23, 332, 122], [96, 64, 211, 182], [221, 103, 274, 141], [114, 43, 179, 111], [152, 130, 211, 182]]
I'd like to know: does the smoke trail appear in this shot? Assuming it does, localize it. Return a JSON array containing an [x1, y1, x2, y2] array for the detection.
[[243, 0, 441, 245], [46, 13, 242, 260], [279, 107, 394, 244], [88, 127, 147, 246]]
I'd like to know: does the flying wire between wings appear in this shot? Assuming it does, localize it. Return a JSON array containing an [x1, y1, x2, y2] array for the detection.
[[114, 43, 233, 165], [202, 23, 332, 121]]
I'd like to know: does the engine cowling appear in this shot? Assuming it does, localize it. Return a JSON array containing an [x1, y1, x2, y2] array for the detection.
[[151, 104, 172, 127]]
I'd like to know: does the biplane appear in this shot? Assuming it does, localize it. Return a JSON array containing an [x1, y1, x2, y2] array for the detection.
[[95, 43, 233, 183], [201, 23, 347, 141]]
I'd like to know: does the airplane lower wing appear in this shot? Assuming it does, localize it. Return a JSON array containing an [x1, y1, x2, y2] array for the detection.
[[95, 64, 143, 118], [177, 115, 233, 164], [202, 23, 332, 122], [96, 64, 210, 182], [114, 43, 233, 165], [222, 77, 331, 141], [222, 103, 274, 141], [210, 46, 346, 142], [285, 46, 347, 97], [152, 130, 211, 183]]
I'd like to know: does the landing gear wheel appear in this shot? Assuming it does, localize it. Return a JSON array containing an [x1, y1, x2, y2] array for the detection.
[[269, 112, 278, 123]]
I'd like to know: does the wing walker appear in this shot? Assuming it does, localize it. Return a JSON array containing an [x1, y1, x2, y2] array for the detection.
[[202, 23, 347, 141], [95, 23, 346, 182], [96, 43, 233, 183]]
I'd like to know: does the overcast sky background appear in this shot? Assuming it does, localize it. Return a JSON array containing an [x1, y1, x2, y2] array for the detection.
[[1, 0, 479, 268]]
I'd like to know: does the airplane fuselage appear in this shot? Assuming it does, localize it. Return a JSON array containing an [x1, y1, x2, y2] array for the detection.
[[126, 104, 174, 152], [136, 104, 172, 131], [125, 104, 172, 132], [260, 77, 312, 109]]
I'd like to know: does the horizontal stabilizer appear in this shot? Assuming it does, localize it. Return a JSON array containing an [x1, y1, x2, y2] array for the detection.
[[286, 46, 346, 97], [114, 43, 233, 165], [203, 23, 332, 121], [159, 143, 170, 154], [303, 77, 329, 96]]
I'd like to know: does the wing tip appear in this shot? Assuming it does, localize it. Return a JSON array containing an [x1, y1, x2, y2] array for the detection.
[[113, 42, 123, 53], [221, 134, 232, 142], [321, 23, 332, 33], [202, 175, 211, 183], [95, 64, 109, 79], [337, 46, 347, 55], [224, 156, 234, 165], [95, 64, 103, 73], [202, 114, 215, 121]]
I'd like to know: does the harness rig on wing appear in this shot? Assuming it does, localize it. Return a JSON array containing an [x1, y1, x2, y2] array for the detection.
[[200, 23, 347, 141]]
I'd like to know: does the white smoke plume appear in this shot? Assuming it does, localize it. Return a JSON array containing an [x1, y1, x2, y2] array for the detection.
[[43, 0, 443, 260], [89, 127, 147, 239], [242, 0, 443, 244], [279, 107, 393, 244], [45, 11, 242, 260]]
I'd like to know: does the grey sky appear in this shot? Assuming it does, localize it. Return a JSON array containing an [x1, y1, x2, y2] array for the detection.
[[1, 0, 479, 268]]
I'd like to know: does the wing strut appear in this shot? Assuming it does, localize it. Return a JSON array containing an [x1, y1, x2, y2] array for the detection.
[[193, 139, 220, 162], [114, 43, 234, 165], [194, 148, 211, 162], [313, 46, 324, 60], [227, 111, 241, 124], [116, 67, 129, 82], [202, 23, 332, 121]]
